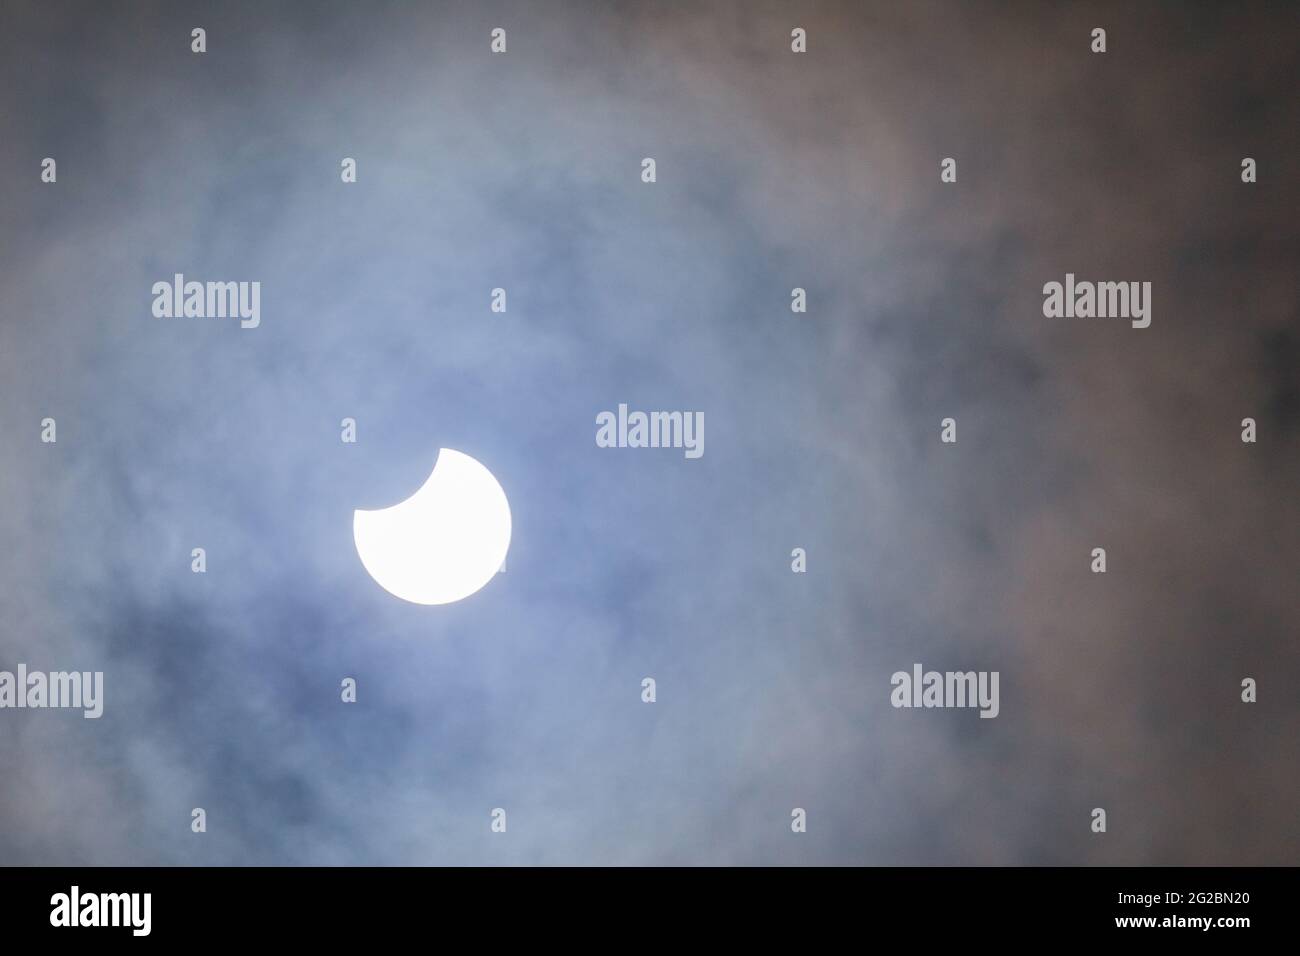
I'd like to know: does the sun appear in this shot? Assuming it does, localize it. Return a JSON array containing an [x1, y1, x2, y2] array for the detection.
[[353, 449, 511, 605]]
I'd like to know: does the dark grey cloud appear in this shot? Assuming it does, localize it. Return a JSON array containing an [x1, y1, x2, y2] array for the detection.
[[0, 0, 1295, 865]]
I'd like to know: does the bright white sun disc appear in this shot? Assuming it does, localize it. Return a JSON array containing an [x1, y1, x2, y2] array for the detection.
[[353, 448, 511, 605]]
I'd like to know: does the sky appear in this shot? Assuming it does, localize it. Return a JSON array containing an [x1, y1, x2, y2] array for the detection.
[[0, 0, 1296, 865]]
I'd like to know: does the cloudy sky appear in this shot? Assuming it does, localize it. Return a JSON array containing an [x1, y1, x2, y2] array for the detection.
[[0, 0, 1295, 865]]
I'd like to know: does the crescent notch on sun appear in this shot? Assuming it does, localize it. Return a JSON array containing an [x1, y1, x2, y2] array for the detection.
[[353, 448, 511, 605]]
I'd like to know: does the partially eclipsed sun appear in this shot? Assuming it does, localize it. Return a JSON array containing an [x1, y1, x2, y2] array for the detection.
[[353, 449, 511, 605]]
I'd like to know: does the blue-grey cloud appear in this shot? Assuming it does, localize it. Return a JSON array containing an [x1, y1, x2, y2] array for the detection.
[[0, 0, 1296, 865]]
